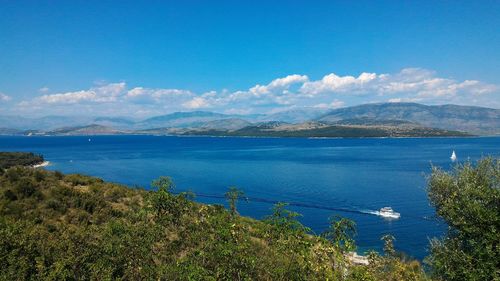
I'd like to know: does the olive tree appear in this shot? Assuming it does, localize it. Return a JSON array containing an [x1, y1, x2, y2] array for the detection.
[[224, 186, 245, 216], [426, 157, 499, 281]]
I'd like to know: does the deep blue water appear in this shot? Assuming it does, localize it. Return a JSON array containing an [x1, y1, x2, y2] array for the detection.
[[1, 135, 498, 259]]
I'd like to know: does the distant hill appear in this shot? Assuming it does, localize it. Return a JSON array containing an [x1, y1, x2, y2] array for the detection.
[[92, 117, 135, 129], [136, 111, 243, 129], [0, 115, 100, 130], [0, 103, 498, 136], [45, 124, 125, 136], [0, 128, 22, 135], [0, 115, 135, 130], [318, 103, 500, 135], [260, 108, 329, 123], [197, 118, 252, 130], [0, 128, 43, 136], [183, 121, 469, 138]]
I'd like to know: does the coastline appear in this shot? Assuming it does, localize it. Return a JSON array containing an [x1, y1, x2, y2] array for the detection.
[[1, 133, 497, 140]]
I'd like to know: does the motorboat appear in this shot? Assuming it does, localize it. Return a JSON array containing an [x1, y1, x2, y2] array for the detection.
[[377, 207, 400, 219]]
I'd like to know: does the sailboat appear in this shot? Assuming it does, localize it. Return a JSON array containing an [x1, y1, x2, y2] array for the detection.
[[450, 150, 457, 162]]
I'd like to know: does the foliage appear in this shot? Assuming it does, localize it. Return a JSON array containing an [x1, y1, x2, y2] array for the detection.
[[425, 157, 500, 281], [0, 152, 44, 169], [322, 215, 357, 253], [381, 234, 396, 257], [224, 186, 245, 216], [186, 124, 469, 138], [263, 202, 309, 235], [150, 176, 176, 218], [344, 238, 429, 281], [0, 154, 430, 280]]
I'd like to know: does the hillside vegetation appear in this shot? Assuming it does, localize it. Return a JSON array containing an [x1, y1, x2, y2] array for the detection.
[[0, 152, 44, 169], [0, 155, 428, 280], [1, 152, 498, 280], [426, 158, 500, 281], [183, 121, 469, 138]]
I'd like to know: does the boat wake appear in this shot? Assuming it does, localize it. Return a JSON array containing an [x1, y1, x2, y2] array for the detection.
[[176, 191, 384, 217], [360, 210, 381, 216]]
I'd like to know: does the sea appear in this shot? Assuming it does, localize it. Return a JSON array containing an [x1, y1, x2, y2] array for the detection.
[[1, 135, 498, 260]]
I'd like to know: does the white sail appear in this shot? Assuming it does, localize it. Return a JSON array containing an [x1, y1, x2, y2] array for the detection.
[[450, 150, 457, 161]]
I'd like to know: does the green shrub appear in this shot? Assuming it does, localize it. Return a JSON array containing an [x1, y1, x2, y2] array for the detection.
[[54, 170, 64, 180], [0, 159, 440, 280], [426, 157, 499, 281], [0, 152, 44, 169], [3, 189, 17, 201]]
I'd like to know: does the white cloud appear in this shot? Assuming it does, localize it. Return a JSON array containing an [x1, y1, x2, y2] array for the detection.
[[0, 92, 12, 102], [39, 87, 50, 93], [7, 68, 500, 116], [182, 97, 211, 109], [224, 108, 253, 115], [227, 74, 308, 102], [248, 74, 309, 96], [183, 74, 310, 112], [125, 87, 145, 98], [313, 99, 345, 109], [387, 97, 422, 103], [300, 72, 379, 95], [126, 87, 194, 103], [300, 68, 497, 101], [38, 90, 96, 104], [37, 82, 126, 104]]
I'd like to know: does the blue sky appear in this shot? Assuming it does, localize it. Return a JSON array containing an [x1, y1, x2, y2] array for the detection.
[[0, 0, 499, 117]]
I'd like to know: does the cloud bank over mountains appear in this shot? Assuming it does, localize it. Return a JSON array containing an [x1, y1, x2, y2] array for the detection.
[[3, 68, 499, 117]]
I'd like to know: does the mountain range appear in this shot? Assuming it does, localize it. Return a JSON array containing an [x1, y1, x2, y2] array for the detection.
[[0, 103, 498, 137], [317, 103, 499, 135]]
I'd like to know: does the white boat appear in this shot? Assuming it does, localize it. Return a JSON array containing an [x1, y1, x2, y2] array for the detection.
[[450, 150, 457, 162], [377, 207, 400, 219]]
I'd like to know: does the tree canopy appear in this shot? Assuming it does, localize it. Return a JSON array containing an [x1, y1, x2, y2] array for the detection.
[[426, 157, 500, 281], [0, 152, 44, 169]]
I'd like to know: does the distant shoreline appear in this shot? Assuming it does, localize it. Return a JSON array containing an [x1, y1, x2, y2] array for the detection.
[[1, 134, 497, 139]]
